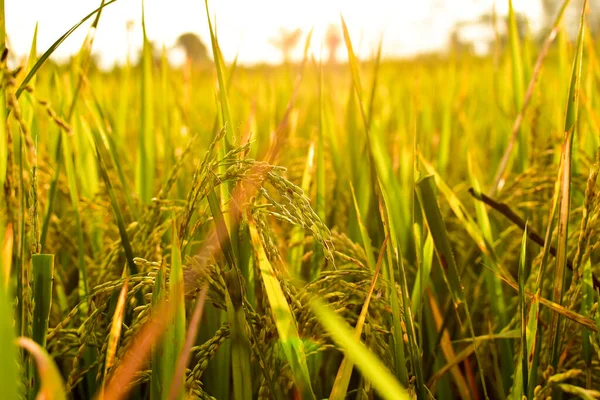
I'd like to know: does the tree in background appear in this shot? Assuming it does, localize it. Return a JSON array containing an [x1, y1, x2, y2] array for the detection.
[[270, 28, 302, 63], [325, 24, 341, 64], [175, 33, 209, 64], [446, 0, 600, 57], [541, 0, 600, 36], [449, 8, 529, 55]]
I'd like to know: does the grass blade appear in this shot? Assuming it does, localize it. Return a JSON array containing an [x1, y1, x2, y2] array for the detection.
[[492, 0, 571, 193], [516, 227, 529, 398], [136, 0, 155, 204], [350, 184, 376, 271], [168, 285, 208, 400], [105, 301, 172, 400], [416, 175, 489, 399], [88, 123, 138, 276], [310, 299, 409, 400], [18, 337, 66, 400], [329, 238, 386, 400], [249, 218, 315, 400], [166, 223, 187, 400], [39, 0, 107, 251], [15, 0, 118, 99], [205, 0, 234, 146], [526, 292, 541, 399], [426, 291, 472, 399], [289, 143, 314, 276], [0, 54, 6, 188], [31, 254, 53, 348], [508, 0, 526, 172], [0, 274, 18, 400], [207, 191, 252, 400], [61, 131, 88, 300], [151, 262, 167, 399], [582, 256, 594, 385], [0, 0, 5, 188], [549, 0, 586, 369], [1, 223, 12, 289], [378, 184, 410, 387], [311, 60, 326, 280], [420, 154, 514, 285], [467, 154, 512, 391]]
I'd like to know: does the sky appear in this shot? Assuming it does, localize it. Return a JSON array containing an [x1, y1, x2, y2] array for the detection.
[[5, 0, 544, 68]]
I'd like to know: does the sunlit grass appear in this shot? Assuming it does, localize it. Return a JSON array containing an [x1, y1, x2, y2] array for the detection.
[[3, 0, 600, 399]]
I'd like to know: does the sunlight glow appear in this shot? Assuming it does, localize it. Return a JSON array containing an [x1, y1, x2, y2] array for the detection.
[[6, 0, 542, 67]]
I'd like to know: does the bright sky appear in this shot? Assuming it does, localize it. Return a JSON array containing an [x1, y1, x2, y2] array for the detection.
[[6, 0, 543, 68]]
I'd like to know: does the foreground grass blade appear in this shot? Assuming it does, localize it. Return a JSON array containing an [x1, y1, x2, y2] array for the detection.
[[0, 279, 18, 400], [61, 131, 89, 300], [310, 299, 409, 400], [420, 154, 514, 284], [289, 144, 314, 276], [15, 0, 118, 99], [350, 184, 376, 271], [467, 154, 512, 391], [508, 0, 526, 172], [205, 0, 240, 266], [490, 264, 597, 332], [1, 223, 12, 289], [136, 0, 155, 204], [31, 254, 53, 348], [426, 291, 472, 399], [416, 177, 462, 304], [0, 55, 5, 188], [40, 5, 104, 250], [163, 224, 186, 400], [151, 262, 167, 399], [410, 232, 433, 315], [416, 175, 489, 399], [492, 0, 572, 192], [378, 184, 410, 387], [312, 60, 326, 279], [0, 0, 5, 188], [582, 253, 594, 384], [526, 291, 541, 399], [168, 285, 208, 400], [18, 337, 66, 400], [88, 125, 138, 276], [205, 0, 234, 146], [207, 191, 252, 400], [516, 227, 529, 398], [549, 0, 586, 368], [87, 94, 138, 219], [329, 238, 386, 400], [248, 218, 315, 400], [341, 18, 417, 394], [340, 15, 380, 225], [105, 301, 172, 400]]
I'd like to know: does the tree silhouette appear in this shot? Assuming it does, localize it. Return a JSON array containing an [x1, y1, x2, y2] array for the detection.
[[449, 9, 529, 54], [541, 0, 600, 37], [270, 28, 302, 62], [325, 24, 341, 64], [175, 32, 209, 64]]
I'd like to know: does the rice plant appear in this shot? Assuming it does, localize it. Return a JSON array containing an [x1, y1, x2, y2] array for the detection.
[[3, 0, 600, 398]]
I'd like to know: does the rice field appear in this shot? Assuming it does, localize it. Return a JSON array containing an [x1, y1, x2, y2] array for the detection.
[[2, 0, 600, 399]]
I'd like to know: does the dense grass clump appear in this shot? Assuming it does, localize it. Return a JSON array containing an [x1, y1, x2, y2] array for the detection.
[[4, 0, 600, 399]]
